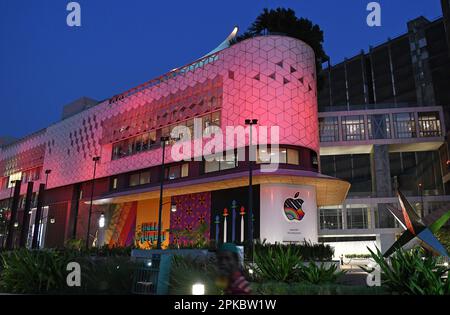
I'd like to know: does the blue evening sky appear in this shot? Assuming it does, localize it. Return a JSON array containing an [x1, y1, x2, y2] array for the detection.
[[0, 0, 443, 138]]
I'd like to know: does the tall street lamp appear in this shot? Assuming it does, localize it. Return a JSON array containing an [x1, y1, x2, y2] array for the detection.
[[245, 119, 258, 258], [86, 156, 100, 249], [44, 169, 51, 187], [34, 169, 52, 248], [156, 136, 170, 250], [1, 181, 15, 249]]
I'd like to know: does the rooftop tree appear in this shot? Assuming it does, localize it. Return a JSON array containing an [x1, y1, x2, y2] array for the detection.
[[233, 8, 328, 90]]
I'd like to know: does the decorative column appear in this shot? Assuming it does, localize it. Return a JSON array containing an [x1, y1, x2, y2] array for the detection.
[[231, 200, 237, 243], [214, 215, 220, 244], [223, 208, 228, 243], [240, 206, 245, 243]]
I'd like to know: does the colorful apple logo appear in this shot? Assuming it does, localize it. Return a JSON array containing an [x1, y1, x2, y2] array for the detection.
[[283, 192, 305, 221]]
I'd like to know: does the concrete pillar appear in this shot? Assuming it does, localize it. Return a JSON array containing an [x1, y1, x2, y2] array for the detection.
[[370, 144, 392, 197]]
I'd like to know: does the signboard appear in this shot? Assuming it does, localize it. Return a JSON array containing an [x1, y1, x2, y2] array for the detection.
[[259, 183, 318, 243]]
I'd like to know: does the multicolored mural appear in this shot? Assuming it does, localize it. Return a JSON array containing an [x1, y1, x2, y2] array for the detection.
[[104, 202, 137, 247], [135, 198, 171, 249], [170, 192, 211, 246]]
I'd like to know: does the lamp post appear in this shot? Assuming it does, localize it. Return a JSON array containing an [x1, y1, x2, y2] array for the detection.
[[86, 156, 100, 249], [35, 169, 51, 248], [156, 136, 169, 250], [1, 182, 15, 249], [244, 119, 257, 258], [44, 169, 51, 187]]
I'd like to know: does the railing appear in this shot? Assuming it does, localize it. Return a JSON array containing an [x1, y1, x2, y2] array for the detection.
[[319, 102, 424, 113]]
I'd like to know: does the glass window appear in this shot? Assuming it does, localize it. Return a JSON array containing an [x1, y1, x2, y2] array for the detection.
[[139, 171, 151, 185], [342, 115, 365, 141], [204, 152, 237, 173], [418, 112, 441, 137], [393, 113, 416, 138], [257, 148, 286, 164], [287, 149, 299, 165], [112, 177, 118, 190], [166, 164, 189, 180], [319, 207, 343, 230], [148, 131, 157, 147], [205, 160, 220, 173], [203, 114, 212, 129], [134, 135, 143, 152], [181, 163, 189, 177], [374, 204, 397, 228], [129, 173, 140, 187], [211, 111, 220, 126], [319, 117, 339, 142], [256, 148, 299, 165], [186, 119, 195, 138], [346, 207, 368, 229], [141, 133, 149, 151], [367, 114, 391, 139], [166, 165, 181, 180]]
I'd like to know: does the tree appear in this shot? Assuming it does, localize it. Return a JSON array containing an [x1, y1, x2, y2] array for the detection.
[[233, 8, 328, 91]]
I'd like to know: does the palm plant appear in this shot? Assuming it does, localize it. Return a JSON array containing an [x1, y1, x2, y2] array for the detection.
[[363, 247, 450, 295], [296, 262, 345, 284], [253, 242, 303, 283]]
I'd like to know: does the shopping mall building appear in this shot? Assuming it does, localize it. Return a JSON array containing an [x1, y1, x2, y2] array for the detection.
[[0, 34, 351, 252], [1, 1, 449, 257]]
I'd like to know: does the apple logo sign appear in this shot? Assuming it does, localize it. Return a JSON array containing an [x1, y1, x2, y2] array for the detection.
[[283, 192, 305, 221]]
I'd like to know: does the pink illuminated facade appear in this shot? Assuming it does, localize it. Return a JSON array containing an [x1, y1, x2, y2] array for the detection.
[[0, 35, 349, 249]]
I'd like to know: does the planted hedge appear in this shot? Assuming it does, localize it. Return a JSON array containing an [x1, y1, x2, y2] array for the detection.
[[254, 241, 334, 262], [0, 246, 135, 294], [251, 282, 388, 295]]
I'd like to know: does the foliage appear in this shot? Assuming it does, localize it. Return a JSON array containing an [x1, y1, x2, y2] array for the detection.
[[253, 242, 303, 283], [252, 241, 341, 284], [254, 240, 334, 262], [345, 254, 372, 259], [0, 249, 77, 294], [232, 7, 327, 90], [0, 247, 135, 294], [168, 254, 222, 295], [296, 262, 345, 284], [362, 247, 450, 295], [251, 281, 388, 295], [73, 256, 135, 294], [435, 226, 450, 253], [64, 238, 84, 251]]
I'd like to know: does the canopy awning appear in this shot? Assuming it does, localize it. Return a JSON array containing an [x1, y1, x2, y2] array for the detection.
[[91, 169, 350, 206]]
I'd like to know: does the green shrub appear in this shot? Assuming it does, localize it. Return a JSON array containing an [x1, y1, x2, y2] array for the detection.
[[169, 254, 222, 295], [253, 242, 303, 283], [345, 254, 371, 259], [435, 227, 450, 254], [0, 249, 77, 294], [254, 240, 334, 262], [72, 256, 135, 294], [0, 248, 135, 294], [252, 241, 338, 283], [296, 262, 345, 284], [363, 247, 450, 295], [251, 281, 388, 295]]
